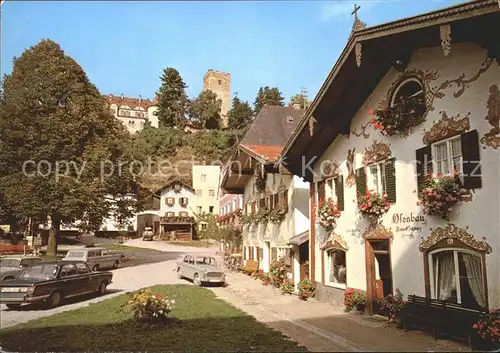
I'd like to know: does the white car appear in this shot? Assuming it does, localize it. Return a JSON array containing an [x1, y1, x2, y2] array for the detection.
[[176, 254, 225, 286], [63, 247, 121, 271]]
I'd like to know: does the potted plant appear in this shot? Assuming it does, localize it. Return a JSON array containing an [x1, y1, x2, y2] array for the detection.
[[344, 288, 366, 313], [297, 279, 316, 300], [473, 309, 500, 350], [376, 289, 407, 323], [317, 197, 342, 232], [261, 272, 271, 286], [357, 190, 391, 226], [418, 173, 464, 220], [269, 258, 287, 288], [281, 279, 294, 295]]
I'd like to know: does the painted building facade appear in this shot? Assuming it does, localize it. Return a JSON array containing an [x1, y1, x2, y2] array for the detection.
[[281, 1, 500, 312], [192, 165, 221, 215]]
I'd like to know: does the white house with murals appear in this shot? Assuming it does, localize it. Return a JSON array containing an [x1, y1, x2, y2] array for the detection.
[[221, 105, 310, 290], [281, 0, 500, 314]]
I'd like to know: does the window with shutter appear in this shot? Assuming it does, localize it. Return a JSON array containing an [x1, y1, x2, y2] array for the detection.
[[259, 198, 266, 208], [335, 175, 345, 211], [355, 167, 367, 198], [461, 130, 482, 189], [384, 158, 397, 203], [283, 190, 289, 212], [415, 145, 432, 195]]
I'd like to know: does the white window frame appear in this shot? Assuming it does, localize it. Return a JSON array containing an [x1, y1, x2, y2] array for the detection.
[[325, 178, 337, 203], [431, 135, 463, 180], [324, 248, 347, 290], [428, 247, 485, 306], [366, 160, 387, 195]]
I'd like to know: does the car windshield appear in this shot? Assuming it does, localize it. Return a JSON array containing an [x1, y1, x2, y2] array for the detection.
[[0, 259, 20, 268], [20, 264, 59, 280], [66, 251, 84, 258], [195, 257, 216, 265]]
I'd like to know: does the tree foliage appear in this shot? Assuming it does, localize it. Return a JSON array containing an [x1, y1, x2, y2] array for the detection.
[[156, 68, 188, 128], [253, 86, 285, 116], [187, 90, 222, 130], [227, 96, 253, 130], [0, 39, 142, 255], [289, 91, 310, 110]]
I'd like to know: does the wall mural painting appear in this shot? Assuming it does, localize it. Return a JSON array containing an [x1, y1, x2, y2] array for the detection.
[[480, 84, 500, 149], [346, 149, 356, 188], [321, 232, 349, 251], [321, 160, 340, 179], [362, 141, 392, 167], [363, 224, 394, 242], [422, 111, 471, 145], [419, 223, 492, 254], [350, 55, 494, 140]]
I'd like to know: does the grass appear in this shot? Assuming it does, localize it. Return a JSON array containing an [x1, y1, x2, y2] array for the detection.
[[1, 285, 307, 352], [98, 243, 159, 252], [165, 240, 214, 248]]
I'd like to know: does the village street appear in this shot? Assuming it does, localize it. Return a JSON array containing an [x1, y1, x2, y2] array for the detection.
[[1, 240, 468, 352]]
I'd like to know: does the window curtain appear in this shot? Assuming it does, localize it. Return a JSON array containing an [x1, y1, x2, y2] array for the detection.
[[462, 253, 486, 308], [329, 251, 336, 282], [436, 252, 455, 300]]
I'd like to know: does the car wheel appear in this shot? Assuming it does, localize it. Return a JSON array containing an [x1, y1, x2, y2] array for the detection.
[[98, 281, 108, 295], [176, 267, 183, 279], [48, 291, 63, 308], [6, 304, 21, 310], [92, 265, 99, 272], [193, 274, 202, 286], [112, 261, 119, 269], [2, 276, 14, 281]]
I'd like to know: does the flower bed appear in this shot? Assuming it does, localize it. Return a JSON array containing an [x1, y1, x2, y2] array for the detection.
[[317, 197, 341, 232], [370, 95, 426, 137], [473, 308, 500, 344], [297, 279, 315, 300], [377, 289, 407, 322], [123, 288, 176, 321], [357, 190, 391, 220], [418, 173, 463, 220], [344, 288, 366, 312]]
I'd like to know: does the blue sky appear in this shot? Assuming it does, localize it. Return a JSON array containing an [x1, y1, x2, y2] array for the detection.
[[1, 0, 462, 105]]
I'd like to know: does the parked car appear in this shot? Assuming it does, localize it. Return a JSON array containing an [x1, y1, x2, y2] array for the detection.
[[0, 260, 113, 310], [142, 227, 154, 241], [0, 256, 43, 281], [63, 247, 121, 271], [176, 254, 225, 286]]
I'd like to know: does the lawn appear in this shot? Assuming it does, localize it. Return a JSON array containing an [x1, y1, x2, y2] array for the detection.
[[1, 285, 307, 352], [99, 243, 159, 252], [165, 240, 214, 248]]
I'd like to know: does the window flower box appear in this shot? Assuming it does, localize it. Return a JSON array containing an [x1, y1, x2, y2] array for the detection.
[[418, 173, 464, 220], [316, 197, 342, 233]]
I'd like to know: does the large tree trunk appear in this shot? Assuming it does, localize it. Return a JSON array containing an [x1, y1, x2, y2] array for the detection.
[[47, 213, 61, 256]]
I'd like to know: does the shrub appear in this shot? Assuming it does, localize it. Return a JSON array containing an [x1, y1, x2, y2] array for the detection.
[[281, 279, 294, 294], [269, 258, 287, 288], [473, 308, 500, 343], [344, 288, 366, 312], [297, 279, 315, 300], [377, 289, 407, 321], [418, 173, 463, 220], [123, 288, 175, 321]]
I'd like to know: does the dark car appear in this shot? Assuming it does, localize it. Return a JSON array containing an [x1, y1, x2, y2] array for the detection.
[[0, 260, 113, 310]]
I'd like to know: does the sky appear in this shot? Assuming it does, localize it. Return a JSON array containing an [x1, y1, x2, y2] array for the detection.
[[1, 0, 463, 105]]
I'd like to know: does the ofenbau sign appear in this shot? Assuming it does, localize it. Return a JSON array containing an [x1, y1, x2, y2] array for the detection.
[[392, 212, 425, 224]]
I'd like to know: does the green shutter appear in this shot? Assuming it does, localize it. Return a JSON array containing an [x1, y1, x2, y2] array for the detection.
[[415, 145, 432, 195], [335, 174, 345, 211], [355, 167, 367, 198], [384, 158, 397, 203], [461, 130, 482, 189]]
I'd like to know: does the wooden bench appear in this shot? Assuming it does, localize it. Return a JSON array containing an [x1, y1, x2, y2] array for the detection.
[[239, 260, 259, 275], [401, 294, 483, 349]]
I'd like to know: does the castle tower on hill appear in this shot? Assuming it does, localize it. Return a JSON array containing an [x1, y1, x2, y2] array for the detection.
[[203, 70, 231, 128]]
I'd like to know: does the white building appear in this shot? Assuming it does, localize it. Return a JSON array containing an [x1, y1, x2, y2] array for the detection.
[[158, 180, 195, 218], [105, 94, 159, 134], [281, 1, 500, 313], [192, 165, 221, 215], [221, 105, 309, 290]]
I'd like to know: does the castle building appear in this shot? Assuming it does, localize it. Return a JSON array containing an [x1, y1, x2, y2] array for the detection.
[[104, 94, 159, 134], [203, 70, 231, 128]]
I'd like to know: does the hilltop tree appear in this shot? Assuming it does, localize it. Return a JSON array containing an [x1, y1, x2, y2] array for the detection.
[[156, 67, 188, 127], [187, 90, 222, 130], [227, 96, 253, 130], [253, 86, 285, 116], [0, 39, 142, 255]]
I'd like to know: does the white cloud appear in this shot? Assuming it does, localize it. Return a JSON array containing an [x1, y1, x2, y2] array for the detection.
[[319, 1, 383, 23]]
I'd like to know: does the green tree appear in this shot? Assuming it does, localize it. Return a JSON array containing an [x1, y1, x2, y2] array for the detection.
[[227, 96, 253, 130], [156, 68, 188, 127], [0, 39, 142, 255], [187, 90, 222, 130], [289, 89, 310, 110], [253, 86, 285, 116]]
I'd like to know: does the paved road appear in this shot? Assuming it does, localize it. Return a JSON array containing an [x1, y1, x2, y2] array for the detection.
[[0, 240, 218, 329]]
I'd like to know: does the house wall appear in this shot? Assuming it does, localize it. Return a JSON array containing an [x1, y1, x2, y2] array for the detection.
[[311, 43, 500, 308], [192, 165, 221, 214], [160, 185, 195, 217]]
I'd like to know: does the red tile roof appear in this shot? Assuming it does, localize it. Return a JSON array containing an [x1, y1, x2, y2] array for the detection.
[[104, 94, 157, 110], [240, 144, 283, 162]]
